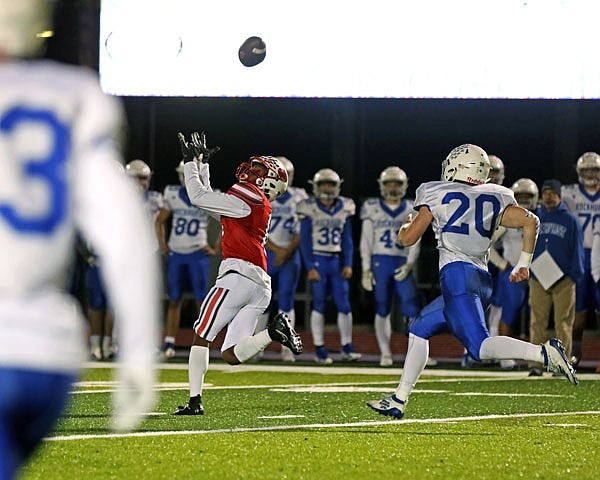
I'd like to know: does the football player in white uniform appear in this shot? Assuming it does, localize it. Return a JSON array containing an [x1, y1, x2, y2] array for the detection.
[[360, 166, 421, 366], [0, 2, 160, 477], [561, 151, 600, 366], [488, 178, 539, 369], [255, 156, 308, 361], [298, 168, 361, 363], [126, 159, 164, 251], [367, 144, 577, 420], [156, 161, 219, 359]]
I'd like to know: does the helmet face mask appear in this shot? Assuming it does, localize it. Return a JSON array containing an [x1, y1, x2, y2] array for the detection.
[[441, 144, 490, 185], [309, 168, 342, 200], [236, 156, 288, 201], [378, 166, 408, 200], [576, 152, 600, 187], [510, 177, 539, 210]]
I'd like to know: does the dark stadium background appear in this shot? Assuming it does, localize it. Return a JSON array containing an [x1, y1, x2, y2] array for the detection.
[[47, 1, 600, 331]]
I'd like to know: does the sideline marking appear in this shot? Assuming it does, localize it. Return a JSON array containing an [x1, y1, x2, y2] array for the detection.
[[47, 411, 600, 442], [257, 415, 305, 419], [544, 423, 588, 427]]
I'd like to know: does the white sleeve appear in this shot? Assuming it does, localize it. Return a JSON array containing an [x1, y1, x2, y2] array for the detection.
[[592, 231, 600, 283], [406, 238, 421, 266], [73, 143, 160, 382], [359, 219, 374, 272], [184, 162, 250, 219]]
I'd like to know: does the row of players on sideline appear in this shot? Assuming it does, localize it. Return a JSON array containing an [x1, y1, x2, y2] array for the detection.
[[83, 150, 600, 368]]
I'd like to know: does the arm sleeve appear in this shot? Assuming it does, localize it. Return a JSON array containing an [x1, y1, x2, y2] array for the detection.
[[300, 217, 315, 271], [406, 238, 421, 266], [184, 162, 250, 219], [341, 217, 354, 268], [359, 219, 374, 271], [571, 219, 585, 281], [488, 245, 509, 270], [592, 230, 600, 284]]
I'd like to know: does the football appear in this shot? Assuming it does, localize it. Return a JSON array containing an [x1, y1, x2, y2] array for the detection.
[[238, 36, 266, 67]]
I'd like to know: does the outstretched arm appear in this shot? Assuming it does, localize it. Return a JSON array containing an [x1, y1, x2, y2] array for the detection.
[[499, 205, 540, 282]]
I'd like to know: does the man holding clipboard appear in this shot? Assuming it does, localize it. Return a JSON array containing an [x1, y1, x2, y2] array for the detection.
[[529, 180, 584, 376]]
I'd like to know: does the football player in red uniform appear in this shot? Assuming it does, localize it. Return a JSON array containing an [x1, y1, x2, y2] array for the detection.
[[174, 132, 303, 415]]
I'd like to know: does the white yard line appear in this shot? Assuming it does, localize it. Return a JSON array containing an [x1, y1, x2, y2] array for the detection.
[[46, 410, 600, 442], [82, 361, 600, 380]]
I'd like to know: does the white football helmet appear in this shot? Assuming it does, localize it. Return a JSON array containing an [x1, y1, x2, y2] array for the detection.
[[0, 0, 54, 58], [441, 144, 490, 185], [510, 178, 539, 210], [378, 166, 408, 200], [176, 160, 185, 185], [576, 152, 600, 187], [487, 155, 505, 185], [309, 168, 342, 200], [235, 155, 288, 201], [126, 159, 152, 191], [276, 156, 294, 186]]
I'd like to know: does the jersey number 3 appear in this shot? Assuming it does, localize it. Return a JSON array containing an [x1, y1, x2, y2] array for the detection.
[[0, 106, 69, 235]]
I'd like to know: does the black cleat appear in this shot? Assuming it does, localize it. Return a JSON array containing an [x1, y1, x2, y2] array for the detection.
[[268, 313, 303, 355], [173, 395, 204, 415]]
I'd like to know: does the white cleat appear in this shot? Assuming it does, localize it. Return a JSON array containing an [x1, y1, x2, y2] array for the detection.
[[542, 338, 578, 385], [379, 355, 393, 367], [90, 347, 102, 361], [341, 343, 362, 362], [367, 394, 406, 419]]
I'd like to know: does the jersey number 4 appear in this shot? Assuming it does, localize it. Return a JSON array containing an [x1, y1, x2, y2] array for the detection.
[[0, 106, 69, 235]]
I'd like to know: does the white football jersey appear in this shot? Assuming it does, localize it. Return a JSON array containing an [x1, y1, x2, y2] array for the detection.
[[0, 60, 159, 374], [561, 183, 600, 249], [415, 181, 516, 271], [495, 226, 523, 266], [163, 184, 209, 254], [297, 196, 355, 254], [360, 198, 414, 257], [268, 186, 308, 248]]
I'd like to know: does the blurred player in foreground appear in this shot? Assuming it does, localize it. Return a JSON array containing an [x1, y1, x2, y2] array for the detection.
[[367, 144, 578, 420], [173, 133, 302, 415], [0, 2, 160, 478]]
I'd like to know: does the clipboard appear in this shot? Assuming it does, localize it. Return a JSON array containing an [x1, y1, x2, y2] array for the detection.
[[530, 250, 564, 290]]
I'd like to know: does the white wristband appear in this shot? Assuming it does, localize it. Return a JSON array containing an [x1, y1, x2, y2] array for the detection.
[[512, 251, 533, 271]]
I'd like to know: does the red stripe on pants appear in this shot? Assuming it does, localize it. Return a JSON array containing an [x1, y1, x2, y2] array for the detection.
[[195, 287, 224, 336]]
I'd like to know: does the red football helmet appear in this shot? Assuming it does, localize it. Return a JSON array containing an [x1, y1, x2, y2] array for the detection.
[[235, 156, 288, 201]]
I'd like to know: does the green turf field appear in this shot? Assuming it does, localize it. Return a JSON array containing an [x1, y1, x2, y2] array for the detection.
[[21, 362, 600, 479]]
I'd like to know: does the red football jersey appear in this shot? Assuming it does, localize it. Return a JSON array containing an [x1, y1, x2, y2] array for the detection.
[[221, 182, 272, 271]]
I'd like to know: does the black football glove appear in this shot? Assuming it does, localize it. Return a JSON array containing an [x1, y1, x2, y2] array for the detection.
[[190, 131, 220, 163], [178, 132, 197, 164]]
